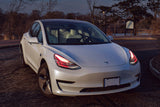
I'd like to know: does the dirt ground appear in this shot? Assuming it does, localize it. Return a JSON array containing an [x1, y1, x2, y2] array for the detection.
[[0, 46, 160, 107]]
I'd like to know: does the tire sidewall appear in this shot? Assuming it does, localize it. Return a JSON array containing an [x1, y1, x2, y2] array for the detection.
[[38, 63, 54, 98], [20, 45, 27, 66]]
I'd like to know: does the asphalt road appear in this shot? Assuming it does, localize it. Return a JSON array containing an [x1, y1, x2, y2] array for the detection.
[[0, 40, 160, 107], [114, 40, 160, 51]]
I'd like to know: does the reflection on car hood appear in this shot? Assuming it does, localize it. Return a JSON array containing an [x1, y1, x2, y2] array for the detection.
[[50, 43, 128, 67]]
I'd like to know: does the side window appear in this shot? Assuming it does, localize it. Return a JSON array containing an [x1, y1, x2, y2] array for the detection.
[[30, 23, 38, 37], [30, 23, 43, 43], [37, 29, 43, 43]]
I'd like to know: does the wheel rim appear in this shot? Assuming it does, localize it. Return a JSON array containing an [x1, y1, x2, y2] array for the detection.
[[38, 68, 52, 95]]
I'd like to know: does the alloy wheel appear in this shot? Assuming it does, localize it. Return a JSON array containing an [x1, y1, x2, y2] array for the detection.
[[38, 67, 52, 96]]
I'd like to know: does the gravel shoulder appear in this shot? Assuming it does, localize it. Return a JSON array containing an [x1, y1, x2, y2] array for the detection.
[[0, 46, 160, 106]]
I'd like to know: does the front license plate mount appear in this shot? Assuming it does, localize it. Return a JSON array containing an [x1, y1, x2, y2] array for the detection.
[[104, 77, 120, 87]]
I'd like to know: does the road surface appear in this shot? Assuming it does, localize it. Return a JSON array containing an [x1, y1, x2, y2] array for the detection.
[[0, 40, 160, 107]]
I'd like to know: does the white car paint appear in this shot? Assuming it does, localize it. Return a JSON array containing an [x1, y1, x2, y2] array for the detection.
[[20, 19, 141, 96]]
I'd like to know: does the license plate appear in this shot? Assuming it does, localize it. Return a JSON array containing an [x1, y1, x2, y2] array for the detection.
[[104, 77, 120, 87]]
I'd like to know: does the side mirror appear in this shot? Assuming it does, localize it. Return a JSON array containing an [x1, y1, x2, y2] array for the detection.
[[28, 37, 39, 44], [108, 35, 113, 41]]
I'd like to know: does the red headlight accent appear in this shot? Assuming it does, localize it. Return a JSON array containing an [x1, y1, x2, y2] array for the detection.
[[54, 54, 80, 69], [129, 50, 138, 65]]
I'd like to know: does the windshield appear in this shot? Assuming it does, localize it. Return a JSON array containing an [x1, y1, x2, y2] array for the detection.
[[44, 21, 110, 45]]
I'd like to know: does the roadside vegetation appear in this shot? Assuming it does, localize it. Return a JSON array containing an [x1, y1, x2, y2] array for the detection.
[[0, 0, 160, 40]]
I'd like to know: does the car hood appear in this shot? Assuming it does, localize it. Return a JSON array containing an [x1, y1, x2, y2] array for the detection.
[[50, 43, 128, 67]]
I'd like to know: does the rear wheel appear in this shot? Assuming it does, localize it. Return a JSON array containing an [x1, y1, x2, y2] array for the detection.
[[38, 63, 53, 97]]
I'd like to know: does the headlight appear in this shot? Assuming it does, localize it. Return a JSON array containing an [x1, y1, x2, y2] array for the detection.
[[129, 50, 138, 65], [54, 54, 80, 70]]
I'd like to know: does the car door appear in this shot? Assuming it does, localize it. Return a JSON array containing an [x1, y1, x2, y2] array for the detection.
[[27, 22, 43, 71], [24, 23, 37, 64]]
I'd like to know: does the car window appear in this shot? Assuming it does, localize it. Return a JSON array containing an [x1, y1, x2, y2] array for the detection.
[[30, 23, 38, 37], [30, 22, 43, 43], [44, 22, 110, 45], [46, 27, 58, 44], [37, 29, 43, 43]]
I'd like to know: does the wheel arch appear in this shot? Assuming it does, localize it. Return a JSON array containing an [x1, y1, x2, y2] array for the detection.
[[19, 42, 25, 55], [40, 58, 47, 66], [39, 58, 51, 72], [38, 58, 54, 96], [38, 59, 54, 97]]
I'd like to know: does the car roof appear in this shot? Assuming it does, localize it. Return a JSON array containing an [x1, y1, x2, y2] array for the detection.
[[40, 19, 90, 25]]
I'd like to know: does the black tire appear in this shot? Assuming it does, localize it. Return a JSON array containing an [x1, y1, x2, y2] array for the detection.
[[19, 45, 27, 67], [38, 63, 54, 97]]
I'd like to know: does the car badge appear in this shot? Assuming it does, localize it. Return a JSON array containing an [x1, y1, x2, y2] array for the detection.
[[104, 61, 109, 64]]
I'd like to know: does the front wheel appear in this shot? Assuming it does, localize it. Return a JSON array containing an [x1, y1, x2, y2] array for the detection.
[[19, 45, 27, 67], [38, 63, 53, 97]]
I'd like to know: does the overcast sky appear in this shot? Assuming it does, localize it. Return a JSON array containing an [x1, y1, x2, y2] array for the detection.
[[0, 0, 118, 14]]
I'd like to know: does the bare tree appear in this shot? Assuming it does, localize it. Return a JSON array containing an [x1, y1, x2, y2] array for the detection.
[[38, 0, 46, 15], [7, 0, 34, 39], [47, 0, 58, 12], [9, 0, 25, 12], [9, 0, 36, 13], [37, 0, 57, 15], [7, 0, 25, 39], [86, 0, 98, 24], [148, 0, 160, 19]]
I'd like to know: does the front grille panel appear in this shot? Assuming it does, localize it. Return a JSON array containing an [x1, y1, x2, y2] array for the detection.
[[80, 83, 130, 93]]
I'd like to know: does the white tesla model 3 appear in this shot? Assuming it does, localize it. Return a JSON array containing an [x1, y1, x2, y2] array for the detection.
[[20, 19, 141, 97]]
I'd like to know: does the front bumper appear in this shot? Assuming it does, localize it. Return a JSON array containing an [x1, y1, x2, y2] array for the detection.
[[49, 62, 141, 96]]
